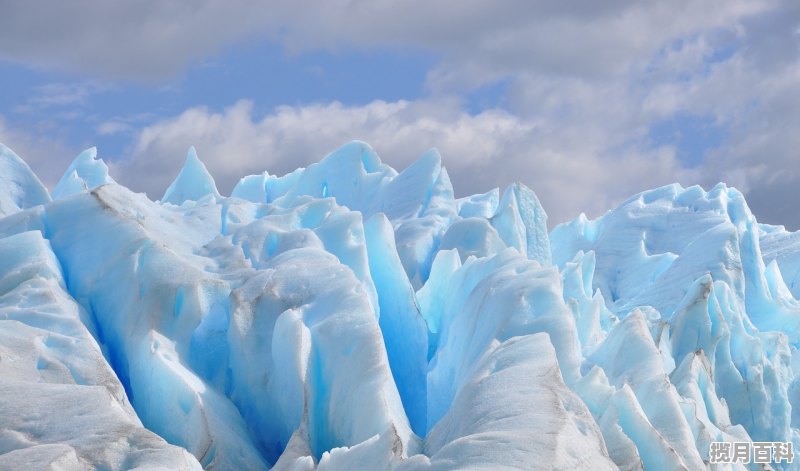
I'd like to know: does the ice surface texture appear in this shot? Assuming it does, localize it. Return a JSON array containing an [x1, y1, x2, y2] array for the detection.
[[0, 140, 799, 470]]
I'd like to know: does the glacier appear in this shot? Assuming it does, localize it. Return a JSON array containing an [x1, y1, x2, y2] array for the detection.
[[0, 139, 798, 470]]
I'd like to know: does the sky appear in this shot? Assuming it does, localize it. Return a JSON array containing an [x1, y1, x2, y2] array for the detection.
[[0, 1, 799, 229]]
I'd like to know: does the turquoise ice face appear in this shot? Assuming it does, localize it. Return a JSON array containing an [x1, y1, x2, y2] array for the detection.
[[0, 141, 798, 470]]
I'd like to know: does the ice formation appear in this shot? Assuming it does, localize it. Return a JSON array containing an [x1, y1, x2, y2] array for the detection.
[[0, 139, 798, 470]]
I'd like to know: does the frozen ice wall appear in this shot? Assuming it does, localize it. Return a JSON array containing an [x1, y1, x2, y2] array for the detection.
[[0, 140, 798, 470]]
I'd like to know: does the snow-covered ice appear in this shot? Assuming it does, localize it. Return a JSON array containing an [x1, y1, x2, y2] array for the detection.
[[1, 140, 799, 470]]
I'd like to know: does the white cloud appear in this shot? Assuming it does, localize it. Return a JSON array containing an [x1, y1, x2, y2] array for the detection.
[[111, 98, 696, 226], [0, 116, 80, 189], [12, 81, 111, 127], [97, 121, 131, 136], [26, 82, 108, 108], [2, 0, 799, 228]]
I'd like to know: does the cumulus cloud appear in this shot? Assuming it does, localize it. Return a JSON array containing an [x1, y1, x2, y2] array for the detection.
[[111, 98, 696, 226], [2, 0, 799, 228]]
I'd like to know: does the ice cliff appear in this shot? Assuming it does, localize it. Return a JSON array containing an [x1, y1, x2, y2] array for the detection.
[[0, 140, 798, 470]]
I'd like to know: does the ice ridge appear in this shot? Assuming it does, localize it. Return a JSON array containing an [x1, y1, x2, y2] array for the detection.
[[0, 141, 798, 470]]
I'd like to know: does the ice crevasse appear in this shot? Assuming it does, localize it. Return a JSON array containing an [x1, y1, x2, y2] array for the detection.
[[0, 140, 798, 470]]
